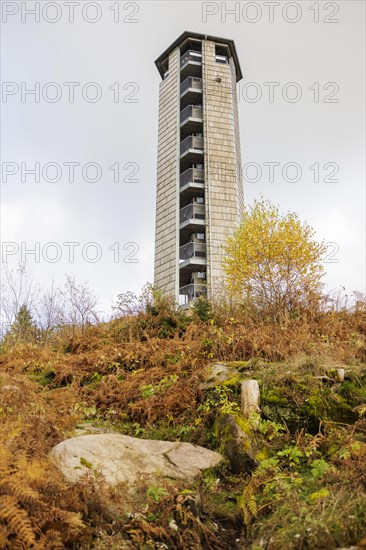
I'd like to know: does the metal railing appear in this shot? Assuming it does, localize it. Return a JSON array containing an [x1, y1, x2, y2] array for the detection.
[[179, 203, 205, 224], [215, 55, 228, 64], [179, 283, 207, 304], [180, 135, 203, 156], [180, 76, 202, 95], [180, 168, 204, 188], [180, 105, 203, 124], [179, 242, 206, 261], [181, 51, 202, 66]]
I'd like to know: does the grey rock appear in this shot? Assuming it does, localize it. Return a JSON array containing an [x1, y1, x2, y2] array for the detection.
[[50, 433, 223, 486], [215, 414, 257, 474], [199, 363, 240, 390]]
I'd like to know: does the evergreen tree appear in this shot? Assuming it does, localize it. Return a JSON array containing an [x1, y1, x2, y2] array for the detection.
[[7, 305, 39, 344]]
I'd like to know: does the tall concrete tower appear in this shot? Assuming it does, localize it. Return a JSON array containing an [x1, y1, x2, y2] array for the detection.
[[154, 31, 244, 305]]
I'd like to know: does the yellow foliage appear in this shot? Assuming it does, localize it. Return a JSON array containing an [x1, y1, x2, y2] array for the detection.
[[224, 199, 327, 318]]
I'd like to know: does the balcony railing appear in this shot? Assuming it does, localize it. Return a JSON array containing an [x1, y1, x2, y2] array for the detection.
[[180, 168, 204, 188], [180, 105, 203, 124], [180, 76, 202, 95], [179, 283, 207, 304], [179, 203, 205, 225], [181, 51, 202, 66], [179, 241, 206, 262], [180, 135, 203, 156], [215, 55, 228, 64]]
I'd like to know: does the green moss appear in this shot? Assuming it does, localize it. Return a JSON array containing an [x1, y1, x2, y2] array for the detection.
[[220, 374, 242, 388], [234, 414, 252, 435], [301, 387, 358, 428], [257, 367, 364, 434], [262, 389, 289, 406], [214, 414, 256, 473], [80, 457, 93, 469], [302, 392, 324, 417]]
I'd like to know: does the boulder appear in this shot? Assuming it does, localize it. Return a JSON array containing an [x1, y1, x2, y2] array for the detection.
[[199, 362, 241, 390], [199, 361, 257, 390], [49, 433, 223, 486], [215, 414, 257, 474]]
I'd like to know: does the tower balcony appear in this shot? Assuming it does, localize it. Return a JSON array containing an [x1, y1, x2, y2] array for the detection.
[[180, 168, 204, 205], [179, 242, 207, 270], [179, 203, 205, 225], [180, 77, 202, 108], [179, 248, 207, 276], [179, 202, 205, 239], [179, 283, 207, 305], [180, 135, 203, 162], [180, 105, 203, 136], [180, 51, 202, 78], [180, 167, 204, 196]]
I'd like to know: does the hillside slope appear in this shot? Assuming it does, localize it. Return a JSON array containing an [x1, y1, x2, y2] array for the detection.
[[1, 303, 366, 549]]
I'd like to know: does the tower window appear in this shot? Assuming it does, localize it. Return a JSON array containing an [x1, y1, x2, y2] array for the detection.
[[180, 38, 202, 57], [215, 44, 229, 64]]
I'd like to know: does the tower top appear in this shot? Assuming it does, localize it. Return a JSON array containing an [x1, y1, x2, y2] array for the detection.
[[155, 30, 243, 82]]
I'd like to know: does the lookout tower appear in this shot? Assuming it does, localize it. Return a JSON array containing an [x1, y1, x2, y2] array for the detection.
[[154, 31, 244, 305]]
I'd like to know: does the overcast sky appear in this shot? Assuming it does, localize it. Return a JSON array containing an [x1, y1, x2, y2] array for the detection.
[[1, 0, 365, 313]]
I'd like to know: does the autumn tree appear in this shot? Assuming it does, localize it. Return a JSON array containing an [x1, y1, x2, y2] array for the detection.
[[37, 281, 64, 344], [61, 276, 99, 334], [223, 199, 327, 319]]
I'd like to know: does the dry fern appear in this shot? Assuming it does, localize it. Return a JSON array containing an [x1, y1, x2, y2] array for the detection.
[[0, 494, 36, 549], [0, 444, 84, 549]]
